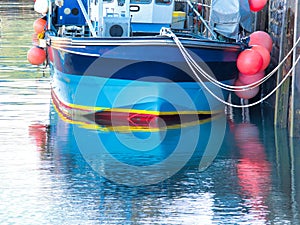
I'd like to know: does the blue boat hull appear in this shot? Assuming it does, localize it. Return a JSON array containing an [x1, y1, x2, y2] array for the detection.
[[49, 36, 241, 82], [48, 36, 241, 122], [51, 67, 233, 115]]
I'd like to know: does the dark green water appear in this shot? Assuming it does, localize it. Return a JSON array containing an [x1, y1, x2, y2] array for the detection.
[[0, 1, 299, 224]]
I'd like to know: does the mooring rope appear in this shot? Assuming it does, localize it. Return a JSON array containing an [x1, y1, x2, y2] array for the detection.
[[180, 35, 300, 91], [160, 28, 300, 108], [170, 29, 300, 91]]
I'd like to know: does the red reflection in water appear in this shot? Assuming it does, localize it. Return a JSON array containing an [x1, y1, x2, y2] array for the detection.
[[93, 110, 211, 128], [234, 123, 272, 221], [94, 111, 161, 127], [29, 123, 47, 151]]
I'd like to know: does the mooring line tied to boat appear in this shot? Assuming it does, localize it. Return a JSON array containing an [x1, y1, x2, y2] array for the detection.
[[160, 28, 300, 108]]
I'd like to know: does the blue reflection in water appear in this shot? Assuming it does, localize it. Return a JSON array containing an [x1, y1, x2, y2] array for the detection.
[[31, 103, 297, 224], [49, 102, 228, 186], [34, 105, 240, 224], [0, 80, 299, 224]]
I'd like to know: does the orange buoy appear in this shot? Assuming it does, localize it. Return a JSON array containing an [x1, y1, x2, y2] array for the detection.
[[248, 0, 268, 12], [237, 49, 263, 75], [33, 18, 46, 34], [251, 45, 271, 71], [234, 79, 260, 99], [239, 71, 265, 85], [27, 46, 46, 65], [249, 31, 273, 52]]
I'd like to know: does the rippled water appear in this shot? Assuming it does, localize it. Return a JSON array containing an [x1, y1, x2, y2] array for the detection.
[[1, 1, 300, 224]]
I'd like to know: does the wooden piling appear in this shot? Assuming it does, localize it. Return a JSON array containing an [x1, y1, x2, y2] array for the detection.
[[289, 0, 300, 137], [272, 0, 300, 137], [273, 0, 293, 129]]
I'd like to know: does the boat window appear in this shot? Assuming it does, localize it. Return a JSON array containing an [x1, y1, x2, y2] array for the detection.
[[117, 0, 125, 6], [130, 0, 152, 4], [155, 0, 171, 5]]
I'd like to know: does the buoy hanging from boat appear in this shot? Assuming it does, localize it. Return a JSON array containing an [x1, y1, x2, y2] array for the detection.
[[27, 46, 46, 65], [250, 45, 271, 71], [34, 0, 48, 14], [236, 49, 263, 75], [248, 0, 268, 12], [249, 31, 273, 52], [238, 71, 265, 85], [33, 17, 47, 34], [234, 79, 260, 99]]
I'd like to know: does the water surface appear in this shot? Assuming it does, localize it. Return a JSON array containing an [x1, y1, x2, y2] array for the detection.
[[0, 1, 300, 224]]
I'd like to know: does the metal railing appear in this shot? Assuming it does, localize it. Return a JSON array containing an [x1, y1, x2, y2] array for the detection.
[[186, 0, 216, 39], [174, 0, 216, 39]]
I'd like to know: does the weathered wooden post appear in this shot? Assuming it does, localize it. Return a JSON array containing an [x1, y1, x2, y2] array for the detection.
[[274, 0, 293, 129], [289, 0, 300, 137]]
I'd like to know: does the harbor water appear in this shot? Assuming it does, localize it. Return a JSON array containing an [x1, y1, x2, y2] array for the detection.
[[1, 1, 300, 224]]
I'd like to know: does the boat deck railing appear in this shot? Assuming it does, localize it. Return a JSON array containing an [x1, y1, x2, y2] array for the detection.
[[174, 0, 216, 39]]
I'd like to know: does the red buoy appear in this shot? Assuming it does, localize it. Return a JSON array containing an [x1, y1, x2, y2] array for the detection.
[[248, 0, 268, 12], [234, 79, 260, 99], [249, 31, 273, 52], [239, 71, 265, 85], [27, 46, 46, 65], [33, 18, 47, 34], [237, 49, 263, 75], [251, 45, 271, 71]]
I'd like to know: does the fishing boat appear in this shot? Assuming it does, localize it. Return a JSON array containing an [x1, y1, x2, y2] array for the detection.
[[33, 0, 253, 129]]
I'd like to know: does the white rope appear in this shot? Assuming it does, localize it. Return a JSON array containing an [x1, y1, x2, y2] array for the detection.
[[162, 29, 300, 108], [172, 31, 300, 91], [176, 33, 300, 91], [172, 34, 259, 91], [166, 27, 299, 90]]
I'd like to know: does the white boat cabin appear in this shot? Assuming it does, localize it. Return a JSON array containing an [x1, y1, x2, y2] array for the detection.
[[52, 0, 175, 37], [37, 0, 253, 40]]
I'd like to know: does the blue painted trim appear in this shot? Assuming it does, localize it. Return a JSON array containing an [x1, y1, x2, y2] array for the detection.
[[131, 23, 171, 33]]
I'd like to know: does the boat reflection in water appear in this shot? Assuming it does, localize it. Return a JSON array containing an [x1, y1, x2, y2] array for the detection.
[[28, 102, 300, 224], [47, 93, 229, 186]]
